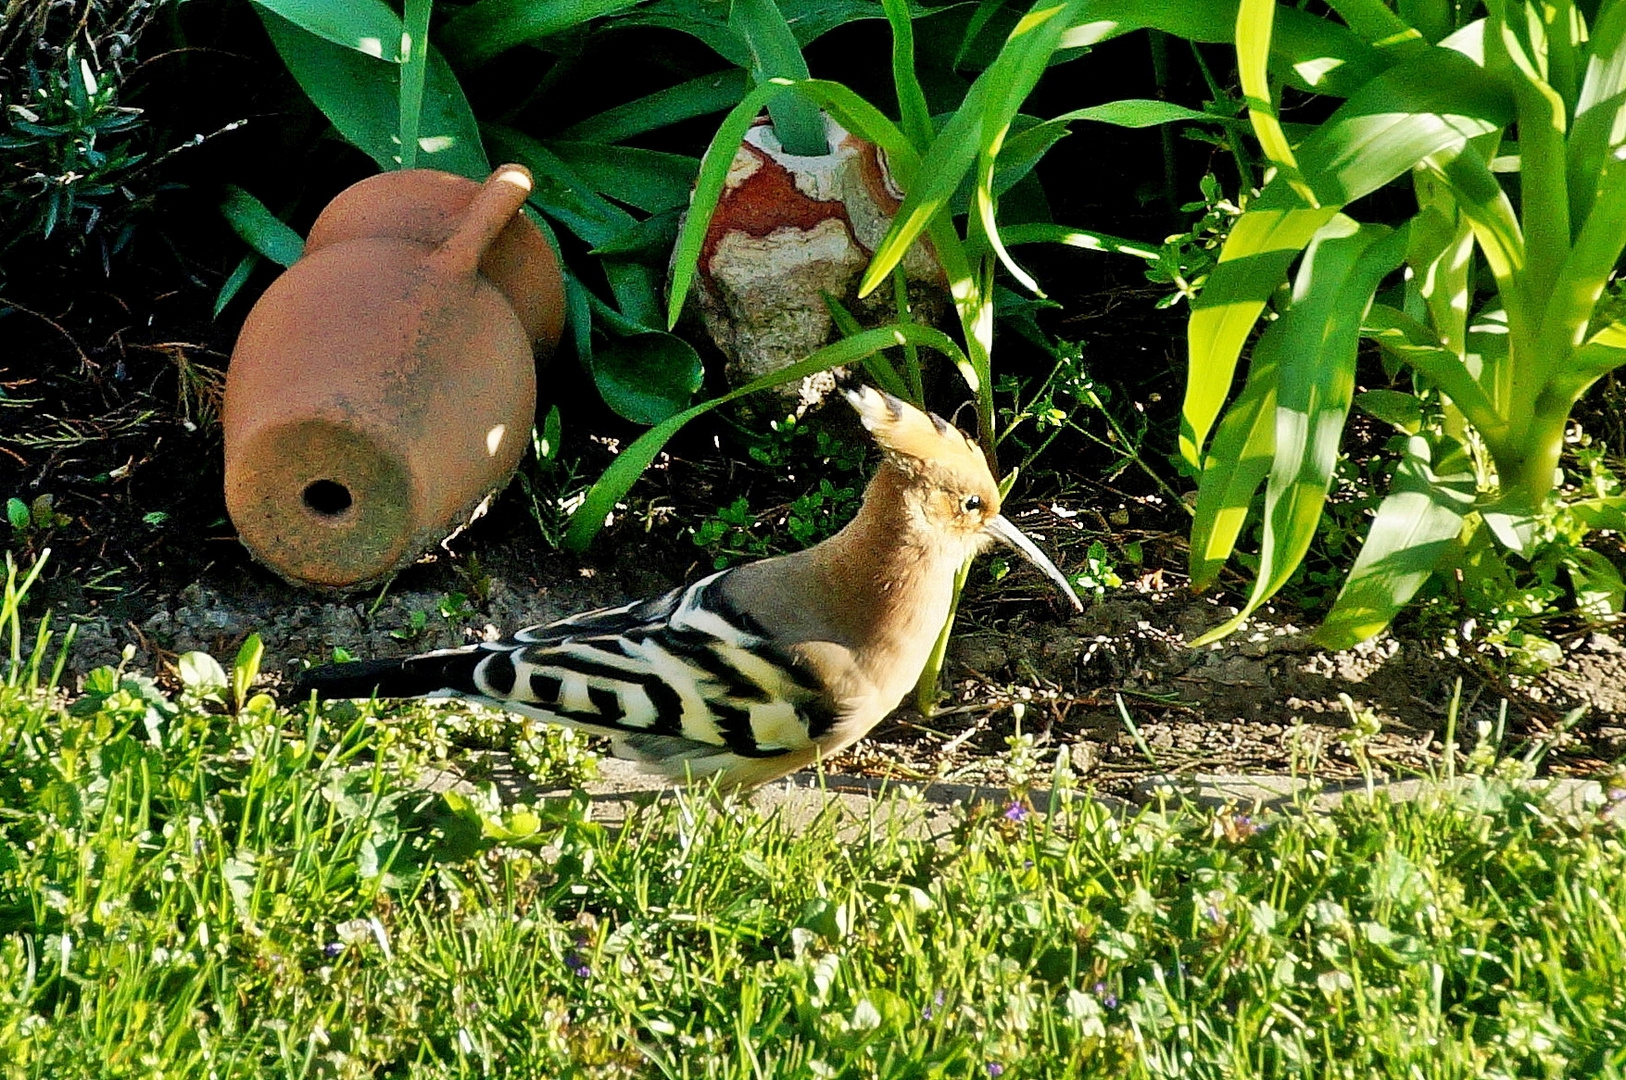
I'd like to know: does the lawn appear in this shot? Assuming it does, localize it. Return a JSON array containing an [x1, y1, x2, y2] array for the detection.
[[4, 562, 1626, 1078]]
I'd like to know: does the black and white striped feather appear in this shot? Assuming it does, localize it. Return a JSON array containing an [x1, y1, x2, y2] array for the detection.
[[293, 570, 838, 780]]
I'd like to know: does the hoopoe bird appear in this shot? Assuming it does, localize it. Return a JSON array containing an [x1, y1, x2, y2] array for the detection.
[[293, 382, 1082, 788]]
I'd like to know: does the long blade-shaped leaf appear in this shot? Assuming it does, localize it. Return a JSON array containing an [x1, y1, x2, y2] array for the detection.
[[1539, 150, 1626, 373], [1237, 0, 1318, 205], [1294, 48, 1511, 206], [858, 0, 1086, 297], [1064, 0, 1389, 96], [397, 0, 432, 169], [250, 0, 401, 59], [882, 0, 933, 150], [257, 7, 487, 178], [1193, 217, 1409, 645], [1405, 171, 1474, 356], [562, 324, 969, 550], [559, 71, 751, 144], [1314, 432, 1477, 647], [483, 125, 636, 247], [220, 186, 304, 267], [1181, 199, 1340, 466], [442, 0, 641, 66], [1000, 222, 1160, 259], [1567, 0, 1626, 222], [543, 142, 700, 215], [1188, 341, 1280, 587], [730, 0, 828, 156], [1362, 303, 1503, 435]]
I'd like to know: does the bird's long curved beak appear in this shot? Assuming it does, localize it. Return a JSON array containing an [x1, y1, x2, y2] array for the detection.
[[984, 515, 1083, 611]]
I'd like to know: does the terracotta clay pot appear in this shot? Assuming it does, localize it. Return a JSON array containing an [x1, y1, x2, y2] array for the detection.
[[224, 165, 564, 590]]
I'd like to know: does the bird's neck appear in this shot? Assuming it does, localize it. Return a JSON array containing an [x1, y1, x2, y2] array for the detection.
[[805, 462, 964, 671]]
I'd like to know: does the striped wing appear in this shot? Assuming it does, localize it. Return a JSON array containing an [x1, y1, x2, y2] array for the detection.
[[445, 571, 838, 762]]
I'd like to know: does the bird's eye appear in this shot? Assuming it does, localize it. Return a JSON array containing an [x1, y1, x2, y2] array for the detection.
[[962, 494, 983, 513]]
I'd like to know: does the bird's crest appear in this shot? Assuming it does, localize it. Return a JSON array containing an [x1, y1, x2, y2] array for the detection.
[[840, 381, 987, 475]]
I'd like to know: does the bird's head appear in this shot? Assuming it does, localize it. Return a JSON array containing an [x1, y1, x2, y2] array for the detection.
[[842, 381, 1083, 611]]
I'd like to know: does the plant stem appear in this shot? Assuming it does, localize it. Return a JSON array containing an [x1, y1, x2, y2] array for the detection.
[[913, 556, 972, 714]]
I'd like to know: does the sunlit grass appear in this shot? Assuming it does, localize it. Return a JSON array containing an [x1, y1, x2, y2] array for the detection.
[[4, 558, 1626, 1077]]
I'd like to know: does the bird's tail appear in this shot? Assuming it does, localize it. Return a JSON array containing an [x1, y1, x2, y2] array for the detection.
[[291, 650, 482, 702]]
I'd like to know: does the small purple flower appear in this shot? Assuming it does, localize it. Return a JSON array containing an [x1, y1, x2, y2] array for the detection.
[[1003, 801, 1029, 822], [564, 949, 592, 978], [1205, 904, 1223, 923], [323, 942, 343, 959], [986, 1064, 1004, 1077], [1093, 981, 1117, 1009]]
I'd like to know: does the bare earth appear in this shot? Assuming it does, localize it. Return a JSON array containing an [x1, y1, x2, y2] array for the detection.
[[52, 513, 1626, 799]]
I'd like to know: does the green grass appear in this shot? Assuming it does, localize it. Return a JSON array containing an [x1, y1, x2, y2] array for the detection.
[[4, 560, 1626, 1078]]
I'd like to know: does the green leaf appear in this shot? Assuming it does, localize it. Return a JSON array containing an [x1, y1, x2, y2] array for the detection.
[[589, 209, 683, 257], [1063, 0, 1389, 96], [1193, 217, 1410, 645], [544, 141, 699, 215], [1294, 51, 1510, 206], [558, 71, 750, 143], [1569, 495, 1626, 531], [214, 253, 260, 318], [1567, 548, 1625, 618], [1315, 433, 1476, 648], [1188, 342, 1280, 588], [858, 0, 1085, 296], [730, 0, 828, 156], [1361, 303, 1502, 435], [1000, 222, 1159, 260], [563, 323, 968, 550], [591, 332, 704, 425], [1237, 0, 1317, 205], [1181, 200, 1340, 466], [220, 185, 304, 268], [882, 0, 933, 150], [441, 0, 642, 66], [5, 497, 29, 531], [233, 633, 265, 712], [177, 651, 229, 695], [257, 6, 488, 178], [250, 0, 402, 60], [483, 125, 635, 247], [615, 0, 887, 64], [1353, 389, 1424, 433], [823, 292, 912, 400]]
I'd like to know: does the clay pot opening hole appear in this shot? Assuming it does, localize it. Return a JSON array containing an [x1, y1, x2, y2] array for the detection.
[[302, 479, 354, 518]]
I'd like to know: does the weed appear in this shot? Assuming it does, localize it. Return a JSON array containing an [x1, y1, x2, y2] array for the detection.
[[4, 494, 69, 538], [436, 591, 477, 625], [1143, 172, 1244, 309], [390, 609, 429, 641], [691, 414, 865, 569]]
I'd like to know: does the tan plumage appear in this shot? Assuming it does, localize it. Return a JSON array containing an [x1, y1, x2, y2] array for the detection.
[[294, 383, 1082, 789]]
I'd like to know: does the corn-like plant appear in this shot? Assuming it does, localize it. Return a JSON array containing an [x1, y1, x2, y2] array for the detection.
[[1179, 0, 1626, 647]]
